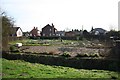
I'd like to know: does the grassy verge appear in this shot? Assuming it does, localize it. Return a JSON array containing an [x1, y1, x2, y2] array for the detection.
[[2, 58, 119, 78]]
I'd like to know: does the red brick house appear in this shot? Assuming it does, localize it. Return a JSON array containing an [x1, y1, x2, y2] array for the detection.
[[41, 23, 57, 37], [30, 27, 40, 37]]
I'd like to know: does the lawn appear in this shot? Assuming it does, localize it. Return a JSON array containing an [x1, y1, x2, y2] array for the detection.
[[2, 58, 119, 79]]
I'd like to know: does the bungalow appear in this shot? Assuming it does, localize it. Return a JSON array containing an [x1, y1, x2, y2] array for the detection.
[[90, 28, 107, 35], [10, 27, 23, 37], [41, 23, 57, 37], [30, 27, 40, 37]]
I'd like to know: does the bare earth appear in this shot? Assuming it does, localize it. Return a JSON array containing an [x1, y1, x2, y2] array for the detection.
[[20, 46, 106, 57]]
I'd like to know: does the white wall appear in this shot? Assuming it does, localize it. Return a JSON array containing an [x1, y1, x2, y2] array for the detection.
[[16, 28, 23, 37]]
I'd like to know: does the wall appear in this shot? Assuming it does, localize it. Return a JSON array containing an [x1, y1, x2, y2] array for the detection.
[[16, 28, 23, 37]]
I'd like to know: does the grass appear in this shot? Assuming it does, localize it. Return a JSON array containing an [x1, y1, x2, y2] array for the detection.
[[9, 39, 83, 47], [2, 58, 120, 78]]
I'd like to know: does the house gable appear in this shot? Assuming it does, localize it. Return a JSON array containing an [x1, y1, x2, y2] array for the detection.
[[41, 23, 56, 37], [10, 27, 23, 37], [30, 27, 40, 37], [16, 28, 23, 37]]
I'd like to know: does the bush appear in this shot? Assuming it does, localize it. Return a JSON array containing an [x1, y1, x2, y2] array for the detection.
[[9, 45, 20, 53], [90, 53, 100, 57], [10, 45, 16, 51], [61, 51, 71, 57]]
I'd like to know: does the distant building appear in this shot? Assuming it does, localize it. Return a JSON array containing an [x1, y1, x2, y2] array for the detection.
[[65, 31, 76, 37], [90, 28, 107, 35], [10, 27, 23, 37], [23, 32, 30, 37], [30, 27, 40, 37], [73, 30, 82, 36], [56, 31, 65, 36], [41, 23, 57, 37]]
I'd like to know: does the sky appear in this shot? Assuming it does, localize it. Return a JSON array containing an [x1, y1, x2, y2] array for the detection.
[[1, 0, 120, 32]]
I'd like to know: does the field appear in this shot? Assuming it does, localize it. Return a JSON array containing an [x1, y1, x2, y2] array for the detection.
[[9, 39, 111, 58], [2, 58, 120, 79], [3, 39, 119, 79]]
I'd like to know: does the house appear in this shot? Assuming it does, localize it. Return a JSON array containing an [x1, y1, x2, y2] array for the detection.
[[90, 28, 107, 35], [41, 23, 57, 37], [30, 27, 40, 37], [23, 32, 30, 37], [10, 27, 23, 37], [65, 31, 76, 37], [56, 31, 65, 37]]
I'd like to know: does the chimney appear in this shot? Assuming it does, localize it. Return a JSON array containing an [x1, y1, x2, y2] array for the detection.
[[34, 27, 35, 29], [52, 23, 54, 27]]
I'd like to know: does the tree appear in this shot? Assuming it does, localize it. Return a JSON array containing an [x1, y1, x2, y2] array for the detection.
[[1, 12, 14, 51], [83, 30, 89, 34], [83, 30, 90, 39]]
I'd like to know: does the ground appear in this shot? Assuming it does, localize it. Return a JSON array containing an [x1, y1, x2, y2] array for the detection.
[[9, 39, 111, 58], [2, 58, 120, 78], [3, 39, 119, 78]]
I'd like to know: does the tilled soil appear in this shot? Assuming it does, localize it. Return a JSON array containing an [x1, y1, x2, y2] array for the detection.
[[20, 46, 106, 57]]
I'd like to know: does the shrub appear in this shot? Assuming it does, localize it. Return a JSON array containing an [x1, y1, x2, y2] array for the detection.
[[9, 45, 20, 53], [61, 51, 71, 57], [90, 53, 100, 57], [10, 45, 16, 51]]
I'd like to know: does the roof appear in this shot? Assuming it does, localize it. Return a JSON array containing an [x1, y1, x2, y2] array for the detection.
[[10, 27, 22, 32], [11, 27, 20, 31], [10, 27, 22, 35], [94, 28, 106, 31], [30, 27, 39, 33], [92, 28, 106, 33], [42, 24, 54, 29]]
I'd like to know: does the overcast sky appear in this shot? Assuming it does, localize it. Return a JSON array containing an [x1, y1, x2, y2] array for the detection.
[[1, 0, 119, 32]]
